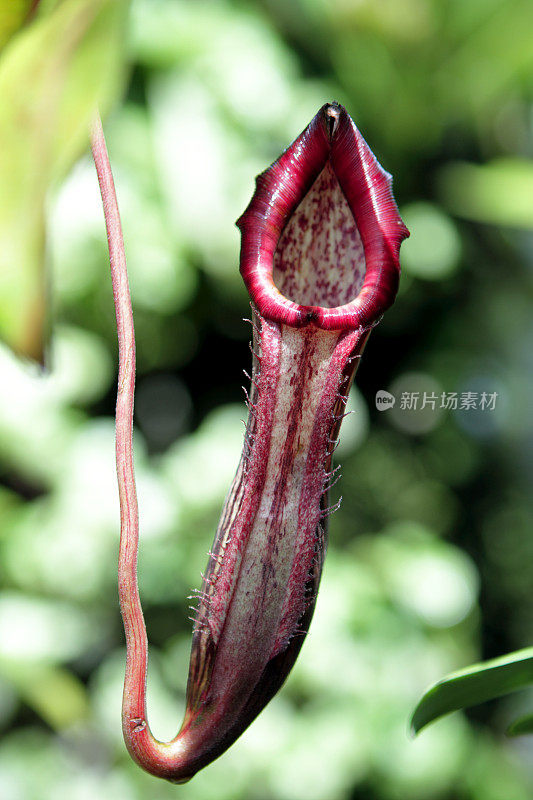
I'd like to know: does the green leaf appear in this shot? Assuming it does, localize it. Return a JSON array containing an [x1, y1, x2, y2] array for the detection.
[[411, 647, 533, 735], [0, 0, 128, 360], [507, 713, 533, 737]]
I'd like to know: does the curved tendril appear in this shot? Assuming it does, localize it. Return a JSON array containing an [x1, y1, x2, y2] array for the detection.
[[90, 113, 192, 782]]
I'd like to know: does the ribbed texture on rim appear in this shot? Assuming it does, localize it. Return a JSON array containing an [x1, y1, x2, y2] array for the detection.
[[237, 103, 409, 330]]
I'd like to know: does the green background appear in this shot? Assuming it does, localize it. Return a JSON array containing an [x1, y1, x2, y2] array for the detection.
[[0, 0, 532, 798]]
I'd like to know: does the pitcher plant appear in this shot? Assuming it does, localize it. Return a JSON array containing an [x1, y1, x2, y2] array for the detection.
[[91, 102, 409, 783]]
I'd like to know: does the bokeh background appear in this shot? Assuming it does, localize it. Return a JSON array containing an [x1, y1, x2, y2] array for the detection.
[[1, 0, 533, 798]]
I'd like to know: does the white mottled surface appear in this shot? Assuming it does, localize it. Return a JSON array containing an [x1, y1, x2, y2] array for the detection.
[[273, 163, 366, 307]]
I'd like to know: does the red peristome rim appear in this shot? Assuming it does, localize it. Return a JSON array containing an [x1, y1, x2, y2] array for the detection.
[[236, 103, 410, 331]]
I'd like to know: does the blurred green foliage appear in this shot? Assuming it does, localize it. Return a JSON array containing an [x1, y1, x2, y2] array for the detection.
[[0, 0, 128, 360], [0, 0, 532, 798]]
